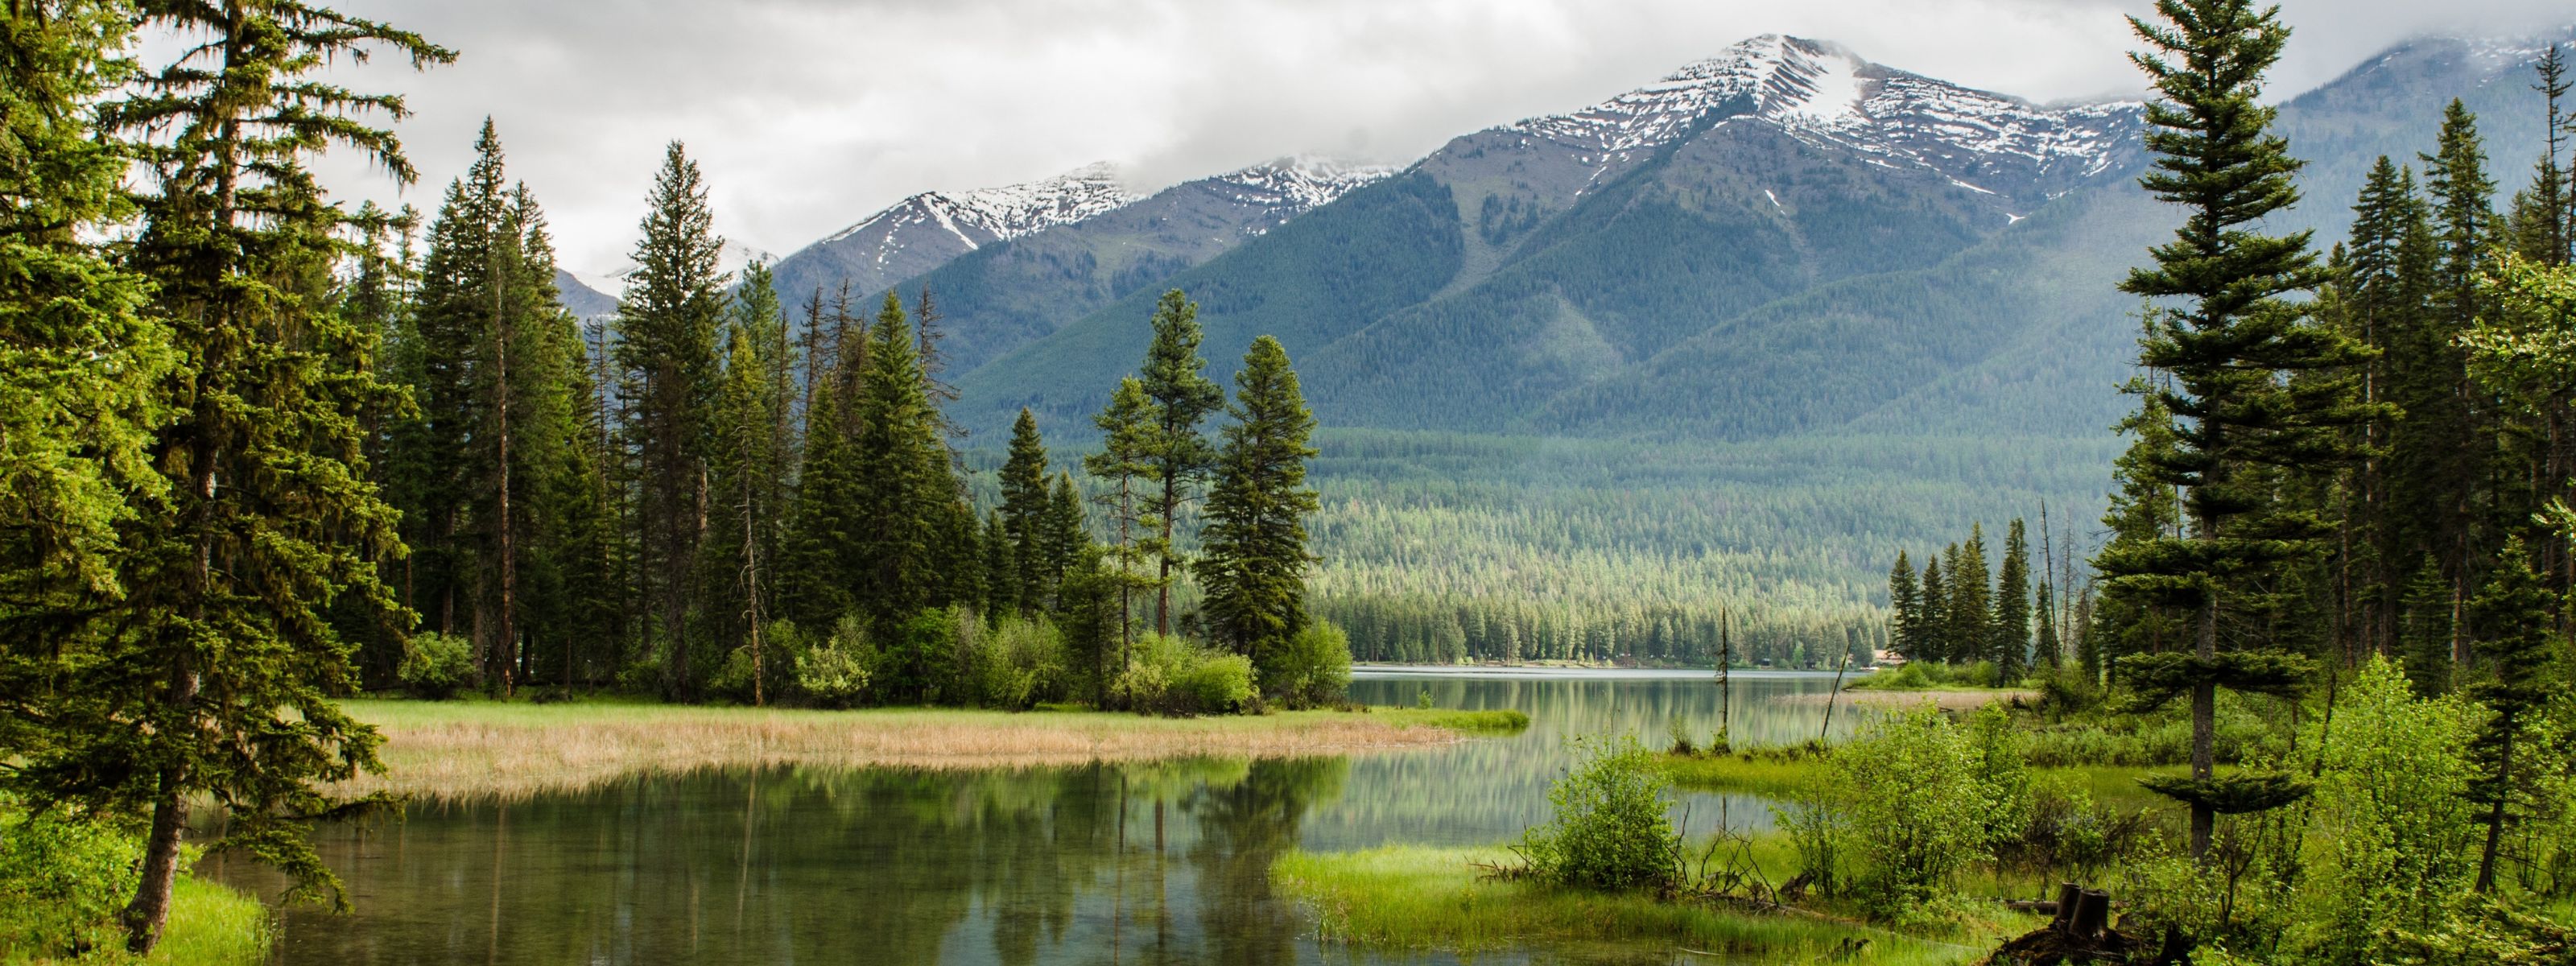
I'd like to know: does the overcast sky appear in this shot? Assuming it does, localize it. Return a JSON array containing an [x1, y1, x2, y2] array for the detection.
[[279, 0, 2574, 272]]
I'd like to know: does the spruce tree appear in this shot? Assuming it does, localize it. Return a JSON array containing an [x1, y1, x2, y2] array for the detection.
[[2034, 581, 2062, 670], [778, 377, 857, 630], [1044, 472, 1089, 595], [1949, 529, 1991, 666], [0, 0, 174, 682], [848, 291, 952, 650], [1199, 336, 1320, 678], [1085, 377, 1159, 668], [2465, 537, 2558, 892], [1137, 290, 1224, 636], [2105, 0, 2368, 859], [703, 260, 791, 700], [1919, 556, 1950, 663], [981, 509, 1018, 619], [52, 2, 450, 950], [1887, 551, 1922, 660], [613, 142, 728, 698], [999, 407, 1051, 612], [1992, 518, 2032, 679]]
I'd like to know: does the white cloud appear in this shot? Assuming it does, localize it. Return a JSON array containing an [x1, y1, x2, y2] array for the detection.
[[277, 0, 2572, 272]]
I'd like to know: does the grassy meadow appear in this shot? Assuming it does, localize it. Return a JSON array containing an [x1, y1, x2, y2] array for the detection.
[[341, 698, 1526, 799]]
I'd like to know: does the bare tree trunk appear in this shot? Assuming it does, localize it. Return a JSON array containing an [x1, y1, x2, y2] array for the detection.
[[2477, 732, 2512, 892], [495, 272, 517, 698]]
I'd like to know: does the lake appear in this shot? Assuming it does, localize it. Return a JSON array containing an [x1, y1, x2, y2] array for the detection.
[[206, 668, 1867, 964]]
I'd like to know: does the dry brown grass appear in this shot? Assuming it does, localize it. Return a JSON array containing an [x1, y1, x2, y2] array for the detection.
[[340, 700, 1468, 801]]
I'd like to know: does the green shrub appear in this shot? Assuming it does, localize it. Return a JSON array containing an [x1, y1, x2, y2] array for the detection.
[[710, 619, 803, 704], [0, 802, 141, 958], [1114, 634, 1257, 715], [398, 631, 476, 699], [1173, 651, 1257, 714], [1516, 733, 1678, 891], [1803, 705, 1999, 917], [967, 615, 1068, 710], [795, 615, 876, 708], [1266, 621, 1352, 708]]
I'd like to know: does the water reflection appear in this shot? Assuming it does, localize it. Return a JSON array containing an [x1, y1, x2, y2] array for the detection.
[[207, 670, 1855, 965]]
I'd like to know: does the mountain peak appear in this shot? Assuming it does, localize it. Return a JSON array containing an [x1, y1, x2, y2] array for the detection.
[[1502, 35, 2140, 196]]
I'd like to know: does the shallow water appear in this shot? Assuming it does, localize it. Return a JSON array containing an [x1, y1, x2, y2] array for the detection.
[[206, 669, 1865, 965]]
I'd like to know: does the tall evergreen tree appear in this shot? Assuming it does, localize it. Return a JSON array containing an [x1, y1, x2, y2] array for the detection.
[[1948, 528, 1991, 666], [1044, 472, 1088, 595], [1887, 551, 1922, 661], [1137, 290, 1224, 636], [65, 2, 449, 949], [848, 291, 952, 646], [999, 407, 1052, 612], [1992, 518, 2033, 679], [1199, 336, 1320, 679], [2464, 538, 2559, 893], [1086, 377, 1159, 666], [0, 0, 174, 696], [980, 509, 1018, 619], [1918, 555, 1950, 663], [2104, 0, 2368, 860], [703, 260, 791, 700], [2033, 581, 2062, 670], [613, 142, 727, 699]]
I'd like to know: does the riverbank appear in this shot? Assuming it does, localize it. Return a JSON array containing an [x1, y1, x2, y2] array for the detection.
[[1271, 845, 1996, 964], [339, 700, 1525, 800]]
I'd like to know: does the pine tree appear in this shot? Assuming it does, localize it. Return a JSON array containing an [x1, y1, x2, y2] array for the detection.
[[1200, 336, 1320, 679], [2410, 101, 2497, 671], [778, 376, 856, 629], [0, 0, 175, 689], [47, 3, 451, 950], [2106, 0, 2368, 859], [999, 407, 1051, 612], [1949, 529, 1991, 666], [980, 509, 1018, 619], [848, 291, 952, 652], [1137, 290, 1224, 636], [1045, 472, 1089, 594], [1887, 551, 1922, 660], [1085, 377, 1159, 669], [1919, 556, 1950, 663], [703, 260, 791, 701], [613, 142, 727, 699], [1992, 518, 2033, 679], [2465, 537, 2559, 892]]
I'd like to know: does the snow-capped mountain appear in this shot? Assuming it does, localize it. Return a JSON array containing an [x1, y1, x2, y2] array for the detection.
[[1202, 156, 1402, 233], [1496, 35, 2140, 205], [771, 163, 1136, 307]]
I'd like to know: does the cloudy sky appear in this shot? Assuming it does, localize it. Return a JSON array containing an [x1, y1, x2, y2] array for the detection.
[[284, 0, 2573, 272]]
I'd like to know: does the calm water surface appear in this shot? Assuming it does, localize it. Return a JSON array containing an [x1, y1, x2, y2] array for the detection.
[[207, 669, 1868, 965]]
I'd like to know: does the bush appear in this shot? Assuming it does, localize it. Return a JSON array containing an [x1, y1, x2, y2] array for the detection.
[[1115, 634, 1257, 715], [1174, 652, 1257, 714], [1516, 733, 1678, 891], [0, 802, 142, 958], [795, 615, 876, 708], [1267, 622, 1353, 708], [711, 619, 803, 705], [398, 631, 476, 699], [1781, 705, 2027, 921], [964, 615, 1069, 710]]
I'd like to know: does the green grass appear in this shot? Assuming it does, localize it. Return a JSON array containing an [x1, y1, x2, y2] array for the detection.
[[141, 877, 270, 966], [1663, 748, 2172, 814], [1271, 845, 1988, 964], [1367, 707, 1532, 733]]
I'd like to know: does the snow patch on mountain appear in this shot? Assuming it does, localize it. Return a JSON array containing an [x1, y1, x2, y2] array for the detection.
[[1503, 35, 2139, 193], [1204, 156, 1400, 230], [817, 162, 1138, 267]]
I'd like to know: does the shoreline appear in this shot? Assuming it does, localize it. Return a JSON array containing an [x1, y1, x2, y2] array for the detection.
[[1354, 663, 1856, 680], [337, 700, 1511, 801]]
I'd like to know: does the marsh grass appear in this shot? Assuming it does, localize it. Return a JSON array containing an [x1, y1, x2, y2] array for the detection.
[[1271, 845, 1989, 964], [142, 877, 270, 966], [341, 699, 1509, 800], [1664, 749, 2170, 815]]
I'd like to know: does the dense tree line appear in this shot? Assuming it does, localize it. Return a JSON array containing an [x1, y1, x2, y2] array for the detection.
[[1887, 516, 2089, 680], [0, 2, 1335, 952]]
